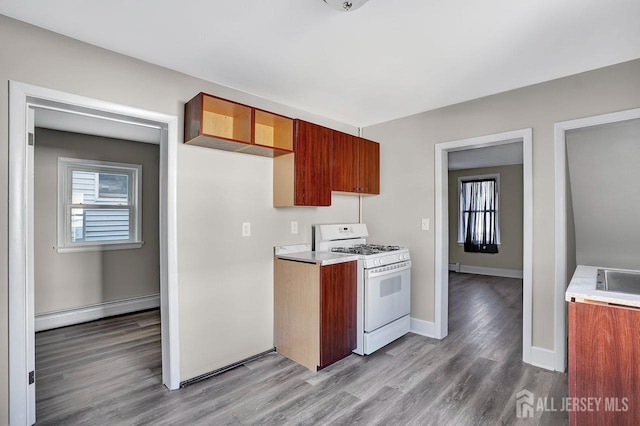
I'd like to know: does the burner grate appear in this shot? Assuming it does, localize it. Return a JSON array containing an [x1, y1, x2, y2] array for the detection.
[[330, 244, 400, 255]]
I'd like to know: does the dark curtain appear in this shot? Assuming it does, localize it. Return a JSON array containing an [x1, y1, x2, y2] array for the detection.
[[462, 179, 499, 253]]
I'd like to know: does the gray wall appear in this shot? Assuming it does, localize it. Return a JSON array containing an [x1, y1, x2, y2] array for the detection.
[[1, 13, 640, 424], [0, 15, 362, 421], [361, 58, 640, 354], [448, 165, 523, 271], [34, 128, 160, 314], [566, 119, 640, 270], [566, 157, 578, 282]]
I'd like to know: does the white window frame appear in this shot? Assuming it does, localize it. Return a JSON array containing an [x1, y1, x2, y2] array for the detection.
[[457, 173, 501, 246], [57, 157, 143, 252]]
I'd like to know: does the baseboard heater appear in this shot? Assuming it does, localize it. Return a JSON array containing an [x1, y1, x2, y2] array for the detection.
[[179, 348, 276, 388]]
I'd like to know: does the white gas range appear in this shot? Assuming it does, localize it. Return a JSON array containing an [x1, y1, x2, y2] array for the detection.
[[313, 223, 411, 355]]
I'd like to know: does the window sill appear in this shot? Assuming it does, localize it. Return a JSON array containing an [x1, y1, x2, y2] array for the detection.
[[56, 242, 144, 253]]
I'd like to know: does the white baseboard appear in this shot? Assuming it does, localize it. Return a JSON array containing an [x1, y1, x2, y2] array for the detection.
[[409, 317, 440, 339], [458, 265, 524, 279], [530, 346, 556, 371], [35, 294, 160, 332], [448, 262, 461, 273]]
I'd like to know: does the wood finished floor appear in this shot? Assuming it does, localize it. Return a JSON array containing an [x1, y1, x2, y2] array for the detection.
[[36, 273, 568, 425]]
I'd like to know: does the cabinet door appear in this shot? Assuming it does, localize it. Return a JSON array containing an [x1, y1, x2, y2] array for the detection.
[[358, 138, 380, 195], [319, 261, 357, 369], [569, 301, 640, 425], [294, 120, 332, 206], [331, 131, 359, 193]]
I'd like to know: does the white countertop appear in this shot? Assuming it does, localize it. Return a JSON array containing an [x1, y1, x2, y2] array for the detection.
[[565, 265, 640, 308], [275, 251, 359, 266]]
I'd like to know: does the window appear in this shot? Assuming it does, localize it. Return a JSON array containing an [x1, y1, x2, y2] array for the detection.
[[458, 174, 500, 253], [58, 157, 142, 252]]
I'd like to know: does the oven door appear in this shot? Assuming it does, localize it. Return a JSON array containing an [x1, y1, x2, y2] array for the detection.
[[364, 261, 411, 332]]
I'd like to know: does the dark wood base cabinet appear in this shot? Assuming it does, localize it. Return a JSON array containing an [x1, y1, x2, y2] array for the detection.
[[568, 300, 640, 425], [274, 258, 356, 371]]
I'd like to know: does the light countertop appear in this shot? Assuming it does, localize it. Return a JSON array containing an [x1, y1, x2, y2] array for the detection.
[[565, 265, 640, 308], [275, 251, 359, 266]]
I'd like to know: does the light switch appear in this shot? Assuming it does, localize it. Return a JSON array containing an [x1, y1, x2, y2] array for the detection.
[[421, 218, 430, 231], [291, 221, 298, 234], [242, 222, 251, 237]]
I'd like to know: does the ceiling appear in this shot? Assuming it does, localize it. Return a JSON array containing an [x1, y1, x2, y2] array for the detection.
[[2, 0, 639, 127], [448, 142, 523, 170], [35, 108, 161, 144]]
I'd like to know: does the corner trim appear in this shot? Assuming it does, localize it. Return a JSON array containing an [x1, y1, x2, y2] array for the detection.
[[435, 128, 533, 364], [9, 80, 181, 425], [35, 294, 160, 332], [553, 107, 640, 373], [409, 317, 439, 339], [458, 265, 523, 279], [530, 346, 556, 371]]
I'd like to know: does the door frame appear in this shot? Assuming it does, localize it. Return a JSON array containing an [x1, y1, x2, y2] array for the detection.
[[9, 81, 181, 425], [553, 107, 640, 373], [434, 128, 533, 363]]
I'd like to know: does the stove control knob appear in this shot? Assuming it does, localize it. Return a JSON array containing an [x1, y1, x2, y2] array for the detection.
[[373, 258, 381, 266]]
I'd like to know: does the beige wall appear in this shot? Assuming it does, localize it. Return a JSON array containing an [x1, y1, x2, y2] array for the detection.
[[448, 165, 523, 271], [34, 128, 160, 314], [362, 58, 640, 354], [0, 15, 361, 423], [566, 119, 640, 270]]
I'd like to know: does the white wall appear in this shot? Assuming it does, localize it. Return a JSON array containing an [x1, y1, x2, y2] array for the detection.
[[0, 15, 362, 420], [566, 119, 640, 270], [361, 58, 640, 353], [34, 128, 160, 314]]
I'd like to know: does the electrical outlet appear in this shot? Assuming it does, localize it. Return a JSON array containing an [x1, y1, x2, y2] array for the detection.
[[291, 221, 298, 234], [242, 222, 251, 237], [421, 218, 430, 231]]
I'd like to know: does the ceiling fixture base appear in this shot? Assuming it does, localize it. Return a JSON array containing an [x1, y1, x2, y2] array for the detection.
[[323, 0, 369, 12]]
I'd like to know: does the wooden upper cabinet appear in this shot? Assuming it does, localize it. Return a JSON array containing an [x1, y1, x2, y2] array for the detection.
[[358, 138, 380, 195], [331, 131, 359, 193], [294, 120, 332, 206], [273, 120, 332, 207], [184, 92, 293, 158], [332, 130, 380, 195]]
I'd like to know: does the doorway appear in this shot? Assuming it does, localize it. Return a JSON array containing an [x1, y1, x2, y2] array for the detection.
[[434, 128, 533, 364], [554, 107, 640, 374], [9, 81, 180, 425]]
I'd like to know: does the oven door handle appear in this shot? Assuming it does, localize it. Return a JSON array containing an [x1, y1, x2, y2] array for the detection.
[[366, 261, 412, 279]]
